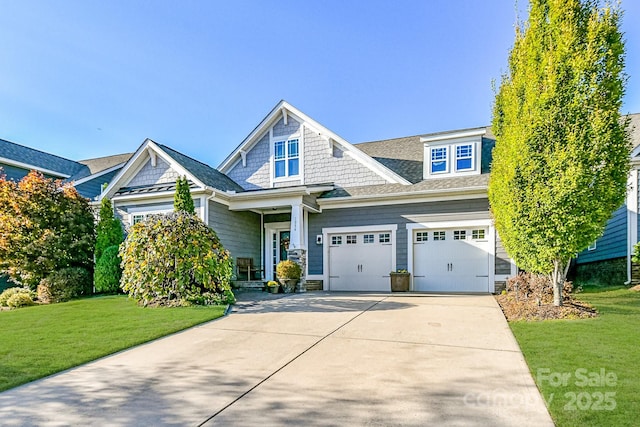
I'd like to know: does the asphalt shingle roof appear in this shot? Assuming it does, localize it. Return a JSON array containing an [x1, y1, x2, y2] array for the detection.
[[0, 138, 85, 177], [320, 174, 489, 199], [158, 144, 244, 193]]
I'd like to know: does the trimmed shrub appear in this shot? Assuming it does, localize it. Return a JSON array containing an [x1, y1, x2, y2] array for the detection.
[[276, 260, 301, 280], [7, 292, 35, 308], [0, 287, 36, 307], [38, 267, 92, 303], [119, 211, 234, 306], [94, 245, 122, 294]]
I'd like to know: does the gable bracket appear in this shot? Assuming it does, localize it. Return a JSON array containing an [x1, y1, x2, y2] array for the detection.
[[147, 148, 157, 167], [282, 108, 288, 125], [240, 150, 247, 167]]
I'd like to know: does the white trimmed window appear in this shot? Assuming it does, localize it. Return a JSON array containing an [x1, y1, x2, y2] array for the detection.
[[456, 144, 473, 171], [363, 234, 375, 244], [379, 233, 390, 243], [132, 214, 145, 225], [331, 236, 342, 245], [430, 147, 448, 174], [346, 235, 357, 244], [274, 138, 299, 178], [588, 242, 597, 251]]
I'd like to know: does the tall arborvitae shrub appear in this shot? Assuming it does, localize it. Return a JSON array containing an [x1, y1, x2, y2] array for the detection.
[[174, 176, 195, 214], [95, 197, 123, 261]]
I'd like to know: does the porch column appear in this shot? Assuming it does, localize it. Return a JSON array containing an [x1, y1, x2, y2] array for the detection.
[[288, 202, 307, 292], [289, 202, 305, 250]]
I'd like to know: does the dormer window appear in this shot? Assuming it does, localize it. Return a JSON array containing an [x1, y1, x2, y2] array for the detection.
[[274, 138, 299, 178], [430, 147, 448, 174], [456, 144, 473, 171], [421, 129, 485, 180]]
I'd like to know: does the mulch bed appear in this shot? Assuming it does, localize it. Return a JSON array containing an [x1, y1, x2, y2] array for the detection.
[[496, 293, 598, 321]]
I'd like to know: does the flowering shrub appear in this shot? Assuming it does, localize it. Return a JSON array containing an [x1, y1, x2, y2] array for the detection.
[[0, 287, 36, 307], [119, 211, 233, 306]]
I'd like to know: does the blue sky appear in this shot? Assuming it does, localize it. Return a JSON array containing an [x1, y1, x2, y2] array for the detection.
[[0, 0, 638, 167]]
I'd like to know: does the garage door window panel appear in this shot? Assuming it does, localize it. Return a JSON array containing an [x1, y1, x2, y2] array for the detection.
[[346, 235, 357, 244], [416, 231, 428, 242], [363, 234, 375, 244], [453, 230, 466, 240], [331, 236, 342, 245], [433, 231, 446, 241], [472, 229, 486, 240]]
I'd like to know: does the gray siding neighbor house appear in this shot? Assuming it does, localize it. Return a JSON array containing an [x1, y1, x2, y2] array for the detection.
[[3, 101, 639, 291]]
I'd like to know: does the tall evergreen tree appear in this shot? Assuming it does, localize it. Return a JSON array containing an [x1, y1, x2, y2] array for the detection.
[[489, 0, 630, 305], [95, 196, 124, 260], [174, 176, 195, 214]]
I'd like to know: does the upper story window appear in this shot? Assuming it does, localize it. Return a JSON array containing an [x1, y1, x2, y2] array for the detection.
[[456, 144, 473, 171], [422, 130, 485, 180], [274, 138, 299, 178], [430, 147, 448, 174]]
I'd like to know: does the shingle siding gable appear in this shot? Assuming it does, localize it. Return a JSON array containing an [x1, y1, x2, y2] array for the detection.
[[226, 133, 271, 190], [126, 157, 180, 188], [304, 128, 387, 187]]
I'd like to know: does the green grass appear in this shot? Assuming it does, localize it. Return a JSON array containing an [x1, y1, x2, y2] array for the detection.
[[510, 287, 640, 427], [0, 295, 226, 392]]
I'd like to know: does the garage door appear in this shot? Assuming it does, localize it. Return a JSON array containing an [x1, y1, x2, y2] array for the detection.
[[328, 231, 393, 291], [413, 227, 489, 292]]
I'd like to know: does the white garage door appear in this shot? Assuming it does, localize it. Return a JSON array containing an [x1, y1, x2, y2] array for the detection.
[[328, 231, 393, 291], [413, 227, 489, 292]]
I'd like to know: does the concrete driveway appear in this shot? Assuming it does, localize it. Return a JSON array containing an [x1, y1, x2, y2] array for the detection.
[[0, 293, 553, 426]]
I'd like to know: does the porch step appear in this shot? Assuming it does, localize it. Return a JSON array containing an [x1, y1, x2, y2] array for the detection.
[[233, 280, 265, 290], [305, 280, 323, 291]]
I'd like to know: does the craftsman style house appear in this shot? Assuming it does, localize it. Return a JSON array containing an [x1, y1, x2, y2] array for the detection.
[[2, 101, 638, 291]]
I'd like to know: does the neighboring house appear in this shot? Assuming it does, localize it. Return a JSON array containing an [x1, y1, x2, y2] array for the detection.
[[100, 100, 515, 293], [574, 113, 640, 285], [3, 102, 638, 292], [0, 137, 132, 199]]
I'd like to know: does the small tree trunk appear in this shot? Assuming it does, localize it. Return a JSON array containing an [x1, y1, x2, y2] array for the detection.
[[551, 259, 570, 307]]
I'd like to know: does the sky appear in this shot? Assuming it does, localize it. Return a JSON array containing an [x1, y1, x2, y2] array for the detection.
[[0, 0, 638, 167]]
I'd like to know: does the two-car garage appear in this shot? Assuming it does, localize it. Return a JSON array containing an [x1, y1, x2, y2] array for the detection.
[[324, 221, 494, 293]]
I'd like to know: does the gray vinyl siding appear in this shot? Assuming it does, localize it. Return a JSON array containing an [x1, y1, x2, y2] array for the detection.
[[308, 199, 490, 275], [576, 204, 627, 264], [208, 200, 261, 268], [495, 234, 511, 275], [74, 169, 121, 200]]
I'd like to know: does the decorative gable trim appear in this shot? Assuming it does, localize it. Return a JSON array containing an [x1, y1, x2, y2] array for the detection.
[[218, 100, 411, 185], [100, 139, 207, 200]]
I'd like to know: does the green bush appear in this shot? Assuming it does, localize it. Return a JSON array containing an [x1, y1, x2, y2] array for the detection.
[[119, 211, 234, 306], [94, 245, 122, 294], [7, 292, 35, 308], [276, 260, 301, 280], [38, 267, 92, 303], [95, 198, 124, 261], [0, 287, 36, 307]]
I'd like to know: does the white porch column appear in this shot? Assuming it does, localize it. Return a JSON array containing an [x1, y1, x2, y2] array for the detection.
[[289, 202, 305, 249]]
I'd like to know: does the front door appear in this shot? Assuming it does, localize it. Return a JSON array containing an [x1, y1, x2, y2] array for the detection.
[[265, 223, 291, 281]]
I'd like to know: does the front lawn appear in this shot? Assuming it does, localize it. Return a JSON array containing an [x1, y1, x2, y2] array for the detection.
[[0, 295, 226, 392], [510, 288, 640, 426]]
